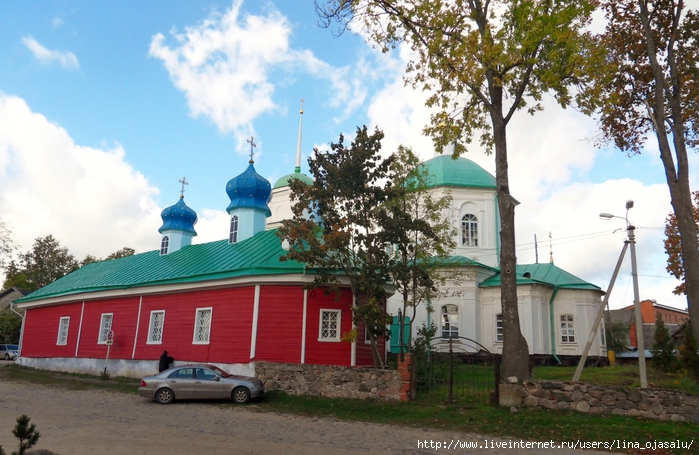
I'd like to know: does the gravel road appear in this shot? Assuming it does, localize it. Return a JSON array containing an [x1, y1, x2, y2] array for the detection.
[[0, 362, 612, 455]]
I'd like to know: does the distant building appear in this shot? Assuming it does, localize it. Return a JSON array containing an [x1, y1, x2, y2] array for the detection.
[[611, 299, 688, 350], [0, 287, 29, 311]]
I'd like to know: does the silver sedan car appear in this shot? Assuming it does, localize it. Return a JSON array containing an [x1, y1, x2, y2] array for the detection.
[[138, 364, 265, 405]]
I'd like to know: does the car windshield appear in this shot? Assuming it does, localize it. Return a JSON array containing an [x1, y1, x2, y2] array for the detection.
[[207, 365, 231, 377], [6, 345, 18, 350]]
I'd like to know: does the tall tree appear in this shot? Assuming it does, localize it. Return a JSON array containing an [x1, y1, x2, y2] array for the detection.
[[316, 0, 600, 380], [384, 146, 459, 355], [278, 126, 395, 368], [596, 0, 699, 343], [3, 235, 79, 291], [651, 312, 678, 372]]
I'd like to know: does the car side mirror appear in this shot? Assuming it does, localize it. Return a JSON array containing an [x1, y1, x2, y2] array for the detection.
[[215, 376, 221, 381]]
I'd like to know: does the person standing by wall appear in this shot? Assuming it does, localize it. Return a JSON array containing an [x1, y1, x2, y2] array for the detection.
[[158, 350, 174, 373]]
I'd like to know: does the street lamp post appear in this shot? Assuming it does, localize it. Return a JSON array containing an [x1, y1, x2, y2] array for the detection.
[[599, 200, 648, 389]]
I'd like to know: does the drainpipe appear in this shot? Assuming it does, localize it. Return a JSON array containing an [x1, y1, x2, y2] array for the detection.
[[549, 287, 561, 364], [9, 301, 23, 319]]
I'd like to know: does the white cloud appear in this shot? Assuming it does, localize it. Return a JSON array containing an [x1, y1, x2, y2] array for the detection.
[[51, 18, 64, 28], [22, 36, 79, 69], [148, 0, 368, 151], [0, 94, 161, 260]]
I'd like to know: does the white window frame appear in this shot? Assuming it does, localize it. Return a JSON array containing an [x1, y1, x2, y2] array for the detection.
[[495, 313, 503, 343], [57, 317, 70, 346], [461, 214, 478, 246], [560, 314, 576, 344], [440, 304, 459, 339], [147, 310, 166, 344], [319, 309, 341, 342], [160, 235, 169, 255], [98, 313, 113, 344], [193, 307, 213, 344]]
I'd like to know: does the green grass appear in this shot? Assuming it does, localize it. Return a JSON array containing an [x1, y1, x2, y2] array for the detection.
[[0, 364, 140, 394], [1, 364, 697, 454], [534, 365, 699, 395]]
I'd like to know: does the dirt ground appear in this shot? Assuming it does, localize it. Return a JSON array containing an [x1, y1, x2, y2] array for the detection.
[[0, 361, 613, 455]]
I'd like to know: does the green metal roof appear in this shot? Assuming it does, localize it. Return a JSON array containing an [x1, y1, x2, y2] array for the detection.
[[16, 229, 304, 303], [273, 171, 314, 189], [421, 155, 497, 189], [479, 262, 602, 291]]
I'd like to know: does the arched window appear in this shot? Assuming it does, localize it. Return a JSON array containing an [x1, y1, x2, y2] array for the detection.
[[441, 304, 459, 339], [560, 314, 576, 343], [160, 236, 169, 255], [229, 216, 239, 244], [461, 214, 478, 246]]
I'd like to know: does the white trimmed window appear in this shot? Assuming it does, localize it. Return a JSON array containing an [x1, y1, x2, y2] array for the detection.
[[160, 236, 169, 255], [319, 309, 341, 341], [229, 216, 239, 244], [560, 314, 576, 343], [495, 313, 503, 343], [461, 214, 478, 246], [441, 304, 459, 339], [98, 313, 113, 344], [147, 310, 165, 344], [193, 308, 212, 344], [57, 317, 70, 345]]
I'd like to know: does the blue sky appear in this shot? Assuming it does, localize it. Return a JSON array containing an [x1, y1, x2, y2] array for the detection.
[[0, 0, 694, 310]]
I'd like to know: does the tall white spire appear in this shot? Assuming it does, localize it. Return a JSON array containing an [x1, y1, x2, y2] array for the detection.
[[295, 98, 304, 173]]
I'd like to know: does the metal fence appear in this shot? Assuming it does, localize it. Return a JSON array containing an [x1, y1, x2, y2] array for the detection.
[[412, 336, 499, 406]]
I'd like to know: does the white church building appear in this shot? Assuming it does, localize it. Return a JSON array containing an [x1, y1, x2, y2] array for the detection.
[[378, 152, 607, 361]]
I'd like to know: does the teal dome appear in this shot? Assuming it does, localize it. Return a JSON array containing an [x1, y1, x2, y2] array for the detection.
[[273, 170, 314, 189], [226, 163, 272, 216], [158, 197, 198, 235], [421, 155, 496, 189]]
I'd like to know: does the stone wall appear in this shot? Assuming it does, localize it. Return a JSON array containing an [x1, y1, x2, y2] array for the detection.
[[500, 380, 699, 424], [255, 360, 411, 401]]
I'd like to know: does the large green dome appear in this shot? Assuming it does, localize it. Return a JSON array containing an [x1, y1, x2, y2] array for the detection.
[[421, 155, 496, 189], [273, 170, 314, 189]]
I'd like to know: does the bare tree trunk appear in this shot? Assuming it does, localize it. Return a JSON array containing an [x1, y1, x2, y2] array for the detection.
[[638, 0, 699, 344], [490, 86, 530, 382]]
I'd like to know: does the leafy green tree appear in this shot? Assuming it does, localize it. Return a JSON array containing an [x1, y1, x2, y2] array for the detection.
[[604, 319, 630, 353], [105, 247, 135, 260], [678, 322, 699, 377], [10, 415, 40, 455], [596, 0, 699, 345], [3, 235, 79, 292], [651, 313, 678, 372], [384, 146, 459, 357], [0, 308, 21, 344], [316, 0, 601, 381], [278, 126, 395, 367]]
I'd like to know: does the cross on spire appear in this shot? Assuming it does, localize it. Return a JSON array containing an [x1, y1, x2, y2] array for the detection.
[[179, 176, 188, 198], [247, 135, 257, 163]]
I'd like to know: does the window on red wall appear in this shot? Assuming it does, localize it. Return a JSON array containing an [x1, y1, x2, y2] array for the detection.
[[57, 317, 70, 345], [193, 307, 212, 344], [319, 309, 341, 341], [98, 314, 113, 344], [148, 310, 165, 344]]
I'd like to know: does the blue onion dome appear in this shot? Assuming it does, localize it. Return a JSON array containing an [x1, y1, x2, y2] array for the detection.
[[226, 163, 272, 216], [158, 196, 198, 235]]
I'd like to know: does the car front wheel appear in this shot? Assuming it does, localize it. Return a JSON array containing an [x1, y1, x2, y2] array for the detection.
[[156, 387, 175, 404], [4, 354, 9, 360], [232, 387, 250, 404]]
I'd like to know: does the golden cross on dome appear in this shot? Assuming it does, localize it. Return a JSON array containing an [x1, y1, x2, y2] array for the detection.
[[247, 135, 257, 163], [179, 176, 188, 198]]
